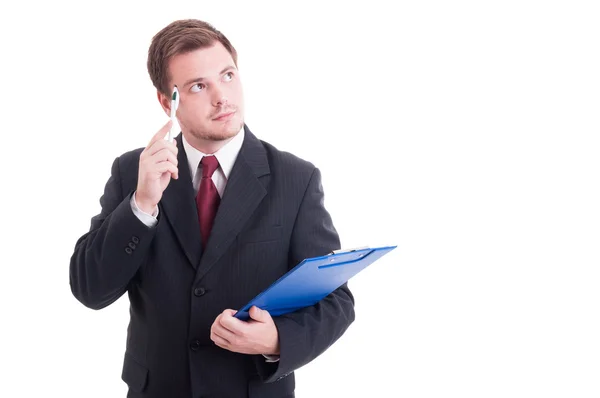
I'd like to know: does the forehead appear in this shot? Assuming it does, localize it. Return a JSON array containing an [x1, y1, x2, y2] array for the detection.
[[168, 42, 235, 84]]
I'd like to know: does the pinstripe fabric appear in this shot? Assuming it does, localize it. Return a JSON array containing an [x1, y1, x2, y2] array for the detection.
[[70, 124, 355, 398]]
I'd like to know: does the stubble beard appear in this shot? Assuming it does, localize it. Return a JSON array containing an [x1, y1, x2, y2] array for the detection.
[[190, 119, 244, 142]]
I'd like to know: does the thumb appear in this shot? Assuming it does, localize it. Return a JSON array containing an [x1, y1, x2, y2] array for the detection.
[[249, 306, 268, 322]]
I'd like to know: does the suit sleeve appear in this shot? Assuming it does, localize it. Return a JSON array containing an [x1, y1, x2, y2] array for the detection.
[[69, 156, 158, 310], [255, 167, 356, 382]]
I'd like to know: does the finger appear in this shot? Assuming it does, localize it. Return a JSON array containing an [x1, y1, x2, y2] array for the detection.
[[210, 316, 219, 338], [219, 311, 247, 334], [249, 306, 270, 323], [211, 332, 230, 349], [147, 120, 173, 147], [144, 138, 178, 159], [222, 309, 238, 317], [148, 148, 178, 167], [213, 323, 237, 343], [154, 161, 179, 178]]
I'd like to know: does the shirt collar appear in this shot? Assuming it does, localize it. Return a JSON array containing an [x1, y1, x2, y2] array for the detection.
[[181, 126, 245, 182]]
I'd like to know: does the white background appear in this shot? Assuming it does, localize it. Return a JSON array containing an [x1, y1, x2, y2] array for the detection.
[[1, 1, 599, 397]]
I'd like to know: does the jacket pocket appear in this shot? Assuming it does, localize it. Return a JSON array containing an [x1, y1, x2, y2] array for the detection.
[[121, 352, 148, 393]]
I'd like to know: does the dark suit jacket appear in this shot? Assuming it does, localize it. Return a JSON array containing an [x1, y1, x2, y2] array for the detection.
[[69, 125, 355, 398]]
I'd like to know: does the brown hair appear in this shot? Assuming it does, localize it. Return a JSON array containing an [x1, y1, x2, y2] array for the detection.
[[147, 19, 238, 96]]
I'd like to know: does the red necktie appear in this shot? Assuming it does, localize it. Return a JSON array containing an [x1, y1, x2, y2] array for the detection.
[[196, 156, 221, 248]]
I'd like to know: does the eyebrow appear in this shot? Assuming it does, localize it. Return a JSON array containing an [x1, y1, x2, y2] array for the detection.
[[183, 66, 237, 87]]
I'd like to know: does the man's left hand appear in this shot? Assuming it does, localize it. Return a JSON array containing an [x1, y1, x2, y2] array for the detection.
[[210, 306, 280, 356]]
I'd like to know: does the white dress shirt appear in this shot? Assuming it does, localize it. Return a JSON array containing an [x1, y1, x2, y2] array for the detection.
[[130, 126, 245, 224], [129, 127, 279, 362]]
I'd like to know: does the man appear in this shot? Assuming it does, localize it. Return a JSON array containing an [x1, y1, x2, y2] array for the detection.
[[70, 19, 355, 398]]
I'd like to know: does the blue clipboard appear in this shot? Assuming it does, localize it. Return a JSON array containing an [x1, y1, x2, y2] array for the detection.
[[234, 245, 397, 320]]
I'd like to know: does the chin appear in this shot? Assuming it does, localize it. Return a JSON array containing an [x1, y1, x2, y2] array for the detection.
[[192, 122, 242, 142], [218, 119, 244, 137]]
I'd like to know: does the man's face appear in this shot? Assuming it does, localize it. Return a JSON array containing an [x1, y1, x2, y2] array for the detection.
[[161, 42, 244, 144]]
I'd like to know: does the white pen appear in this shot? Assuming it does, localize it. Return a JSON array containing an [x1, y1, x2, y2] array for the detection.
[[167, 85, 179, 142]]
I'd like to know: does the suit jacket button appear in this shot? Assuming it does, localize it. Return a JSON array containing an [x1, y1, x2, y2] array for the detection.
[[128, 242, 136, 249], [125, 247, 133, 255], [194, 287, 206, 297], [131, 236, 140, 244], [190, 340, 201, 351]]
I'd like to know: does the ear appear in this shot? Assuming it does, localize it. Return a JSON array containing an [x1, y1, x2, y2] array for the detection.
[[157, 90, 171, 116]]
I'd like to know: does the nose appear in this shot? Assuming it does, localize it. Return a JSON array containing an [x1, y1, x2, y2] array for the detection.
[[211, 86, 227, 107]]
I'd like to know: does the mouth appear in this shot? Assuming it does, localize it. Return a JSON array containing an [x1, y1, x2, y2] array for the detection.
[[212, 111, 235, 121]]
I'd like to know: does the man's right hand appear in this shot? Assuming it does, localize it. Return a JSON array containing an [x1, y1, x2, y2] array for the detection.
[[135, 120, 179, 214]]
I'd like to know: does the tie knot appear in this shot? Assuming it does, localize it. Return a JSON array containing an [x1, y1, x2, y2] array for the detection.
[[200, 156, 219, 178]]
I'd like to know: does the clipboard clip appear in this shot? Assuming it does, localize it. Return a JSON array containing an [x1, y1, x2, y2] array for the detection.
[[330, 246, 369, 255]]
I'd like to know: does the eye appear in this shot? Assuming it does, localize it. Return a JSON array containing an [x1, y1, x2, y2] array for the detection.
[[223, 72, 234, 82], [190, 83, 205, 93]]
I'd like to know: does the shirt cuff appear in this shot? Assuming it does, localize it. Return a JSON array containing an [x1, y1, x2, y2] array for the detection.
[[130, 191, 159, 227], [262, 354, 280, 363]]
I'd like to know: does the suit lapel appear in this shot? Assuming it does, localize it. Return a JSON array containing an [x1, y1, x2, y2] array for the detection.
[[160, 133, 202, 270], [195, 126, 271, 281]]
